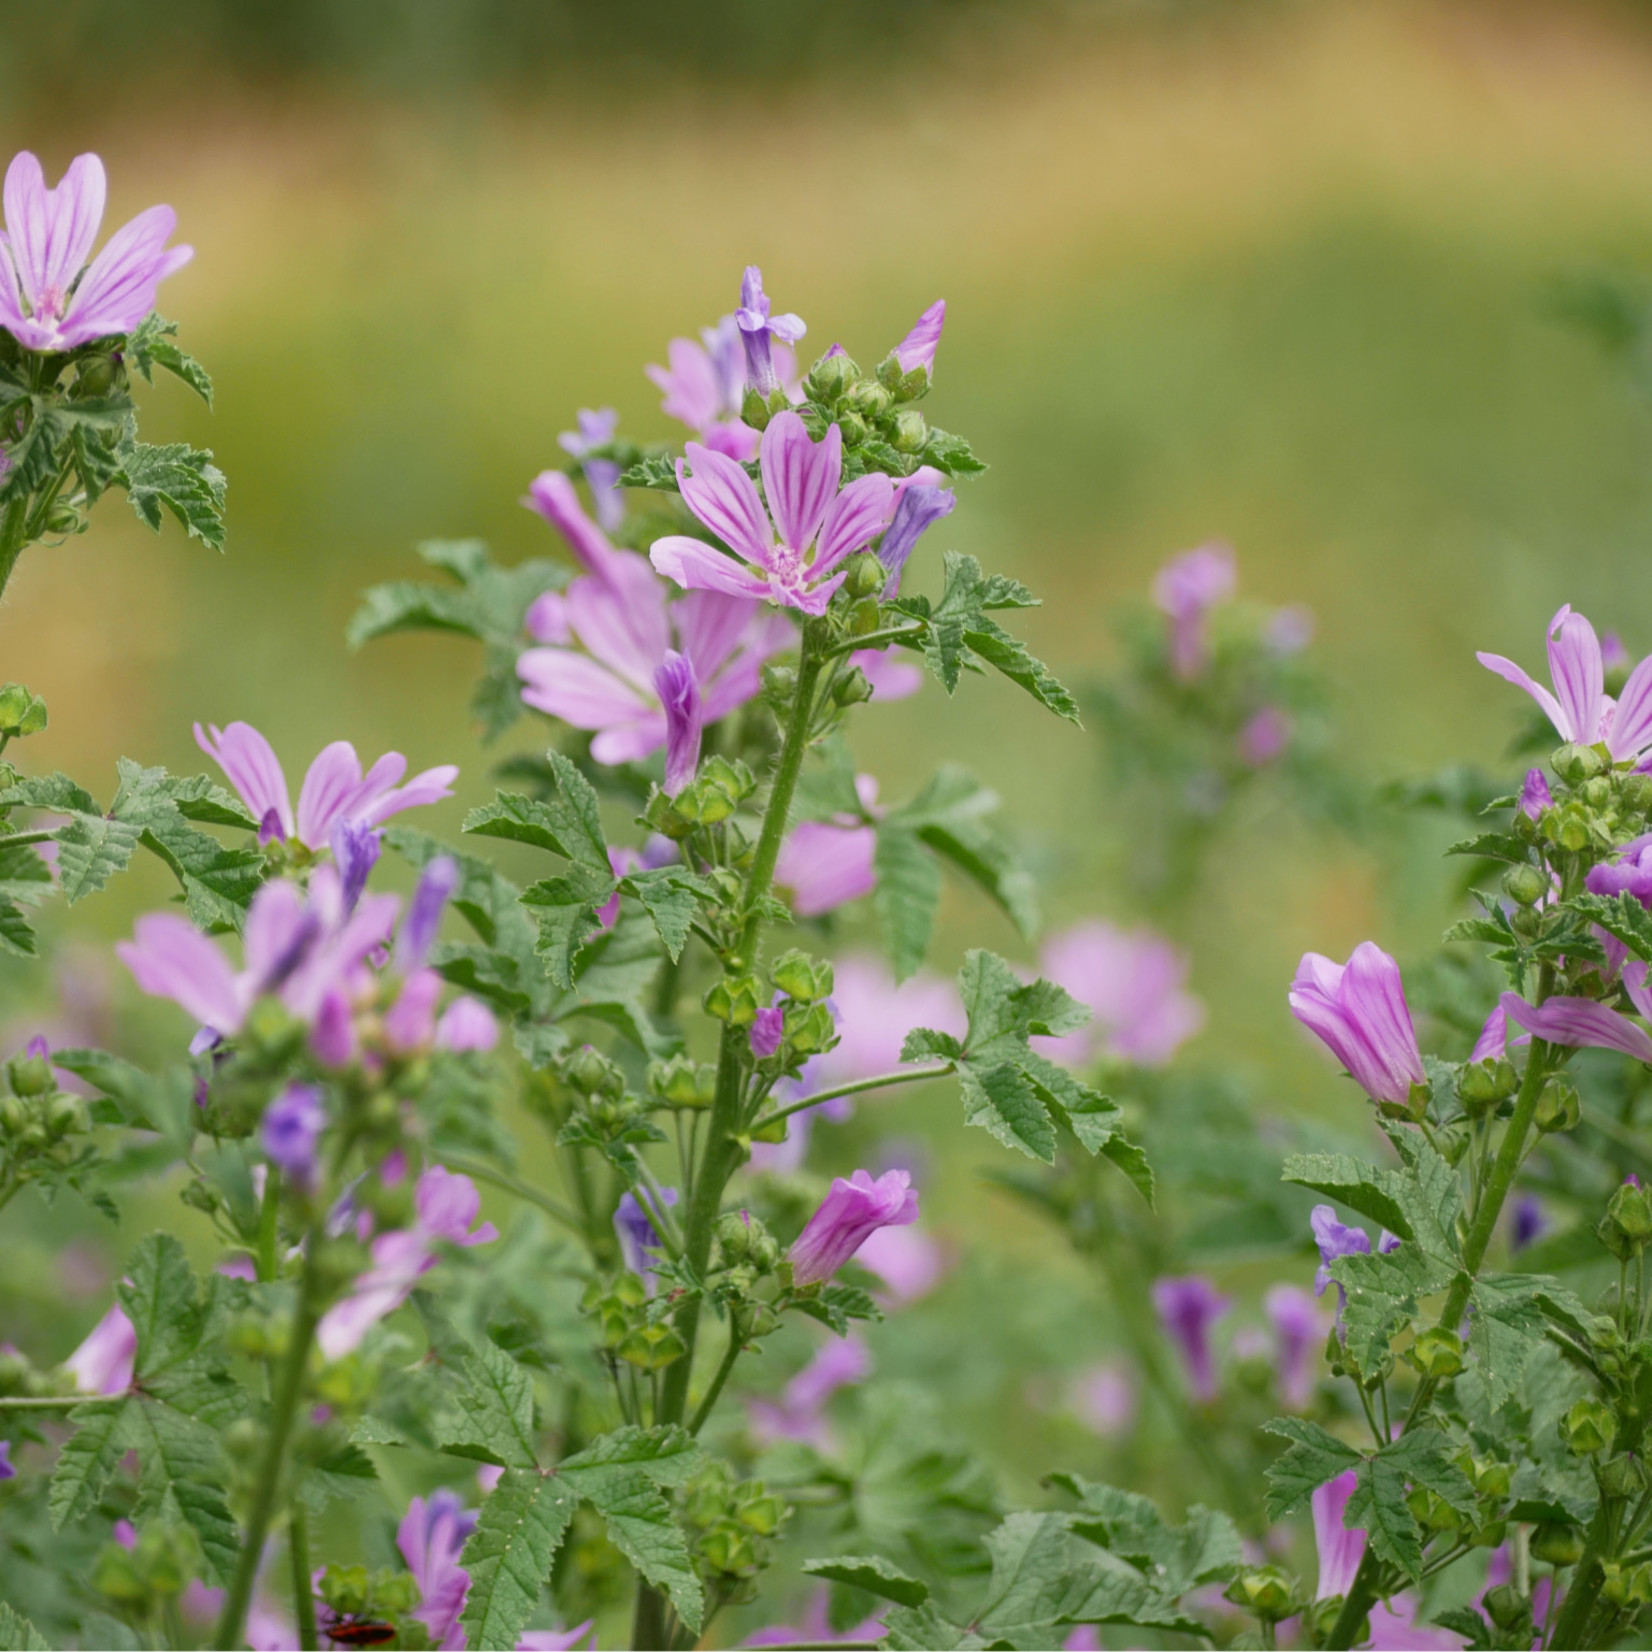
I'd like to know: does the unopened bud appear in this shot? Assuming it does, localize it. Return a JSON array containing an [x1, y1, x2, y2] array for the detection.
[[762, 663, 797, 705], [0, 683, 31, 730], [843, 551, 885, 601], [805, 352, 858, 403], [1501, 864, 1549, 907], [771, 950, 831, 1002], [1531, 1521, 1584, 1566], [1563, 1396, 1617, 1455], [1222, 1566, 1298, 1623], [1554, 743, 1606, 785], [1536, 1080, 1581, 1134], [889, 410, 928, 454], [1456, 1058, 1516, 1116], [846, 379, 893, 419], [1471, 1456, 1511, 1500], [1622, 773, 1652, 813], [1608, 1175, 1652, 1240], [1482, 1584, 1532, 1637], [618, 1322, 687, 1370], [835, 410, 868, 446], [832, 666, 873, 707], [741, 387, 771, 431], [566, 1045, 624, 1099], [1406, 1486, 1461, 1534], [1377, 1080, 1431, 1124], [1597, 1451, 1648, 1499], [704, 976, 760, 1027], [8, 1053, 52, 1097], [1409, 1326, 1464, 1379]]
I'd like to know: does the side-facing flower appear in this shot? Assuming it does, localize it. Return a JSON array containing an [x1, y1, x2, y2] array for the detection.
[[398, 1488, 477, 1651], [774, 775, 880, 918], [735, 266, 806, 397], [790, 1170, 919, 1287], [875, 478, 955, 596], [195, 721, 456, 852], [647, 313, 769, 462], [1150, 1276, 1229, 1403], [890, 299, 946, 378], [655, 651, 702, 794], [1153, 544, 1236, 681], [0, 151, 192, 352], [1478, 604, 1652, 762], [651, 411, 896, 616], [749, 1006, 785, 1060], [1037, 921, 1205, 1068], [1500, 991, 1652, 1063], [1289, 942, 1425, 1109], [558, 407, 624, 532], [261, 1084, 325, 1191], [65, 1301, 136, 1395], [1311, 1205, 1400, 1318], [615, 1188, 678, 1286]]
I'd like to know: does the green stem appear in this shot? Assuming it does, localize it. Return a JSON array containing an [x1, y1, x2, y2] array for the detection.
[[822, 624, 923, 659], [0, 1393, 95, 1409], [438, 1154, 583, 1233], [1326, 1035, 1554, 1650], [257, 1169, 282, 1284], [687, 1318, 747, 1436], [214, 1236, 322, 1650], [750, 1063, 956, 1131], [289, 1503, 318, 1652], [0, 829, 59, 849], [0, 496, 28, 607]]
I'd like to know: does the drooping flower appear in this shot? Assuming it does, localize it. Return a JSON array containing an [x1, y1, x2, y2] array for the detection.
[[890, 299, 946, 377], [1478, 604, 1652, 762], [1069, 1360, 1137, 1437], [65, 1302, 136, 1394], [1238, 706, 1291, 767], [436, 996, 500, 1053], [651, 412, 896, 616], [398, 1488, 477, 1651], [1289, 943, 1426, 1108], [1153, 544, 1237, 681], [747, 1335, 871, 1450], [775, 775, 879, 918], [1265, 1284, 1324, 1410], [655, 651, 702, 794], [1500, 991, 1652, 1063], [0, 152, 193, 353], [261, 1084, 326, 1190], [1150, 1276, 1229, 1403], [1035, 922, 1205, 1068], [558, 408, 624, 532], [735, 266, 806, 398], [315, 1167, 497, 1360], [1311, 1205, 1400, 1316], [195, 722, 457, 852], [790, 1169, 919, 1287], [874, 477, 955, 596], [517, 564, 788, 771], [614, 1188, 678, 1286]]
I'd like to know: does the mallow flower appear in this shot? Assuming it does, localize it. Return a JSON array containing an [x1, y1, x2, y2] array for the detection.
[[558, 407, 624, 532], [1311, 1205, 1400, 1318], [1266, 1283, 1324, 1410], [194, 721, 457, 852], [0, 151, 193, 353], [1500, 991, 1652, 1063], [875, 477, 955, 597], [789, 1169, 919, 1287], [1477, 603, 1652, 762], [1150, 1276, 1229, 1402], [747, 1334, 871, 1450], [1036, 921, 1205, 1068], [889, 299, 946, 379], [64, 1301, 137, 1395], [518, 566, 788, 772], [774, 776, 880, 918], [647, 313, 786, 463], [1289, 942, 1426, 1110], [261, 1083, 326, 1191], [735, 266, 806, 398], [650, 411, 896, 616], [397, 1488, 476, 1651], [1153, 544, 1236, 681]]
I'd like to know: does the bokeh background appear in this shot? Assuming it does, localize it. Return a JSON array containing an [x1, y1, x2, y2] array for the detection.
[[8, 0, 1652, 1588]]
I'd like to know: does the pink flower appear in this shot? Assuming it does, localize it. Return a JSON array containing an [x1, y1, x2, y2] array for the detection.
[[1500, 990, 1652, 1063], [747, 1335, 871, 1450], [194, 721, 456, 851], [1036, 922, 1204, 1068], [799, 954, 965, 1101], [1151, 1276, 1229, 1403], [1070, 1361, 1137, 1436], [436, 996, 499, 1052], [790, 1169, 919, 1286], [1239, 706, 1291, 767], [646, 313, 783, 463], [398, 1489, 477, 1651], [853, 1222, 948, 1303], [891, 299, 946, 377], [1290, 942, 1425, 1108], [65, 1302, 136, 1395], [1153, 544, 1236, 680], [0, 151, 192, 352], [651, 411, 897, 616], [1265, 1284, 1324, 1410]]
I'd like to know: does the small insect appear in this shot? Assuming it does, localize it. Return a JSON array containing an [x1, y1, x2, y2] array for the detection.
[[323, 1615, 398, 1648]]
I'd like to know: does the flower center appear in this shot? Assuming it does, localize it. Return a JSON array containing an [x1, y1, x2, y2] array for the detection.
[[32, 283, 66, 322]]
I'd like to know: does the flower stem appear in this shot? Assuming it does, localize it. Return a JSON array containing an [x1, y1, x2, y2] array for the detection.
[[749, 1063, 956, 1132], [0, 496, 29, 609], [687, 1317, 747, 1437], [437, 1153, 583, 1234], [215, 1238, 321, 1650], [289, 1503, 318, 1652]]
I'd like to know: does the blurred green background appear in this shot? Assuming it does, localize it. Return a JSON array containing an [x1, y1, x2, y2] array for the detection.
[[8, 0, 1652, 1557]]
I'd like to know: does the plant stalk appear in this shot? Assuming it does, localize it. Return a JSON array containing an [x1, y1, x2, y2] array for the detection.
[[290, 1502, 318, 1651]]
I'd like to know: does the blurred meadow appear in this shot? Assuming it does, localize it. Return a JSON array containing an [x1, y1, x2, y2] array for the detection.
[[9, 0, 1652, 1544]]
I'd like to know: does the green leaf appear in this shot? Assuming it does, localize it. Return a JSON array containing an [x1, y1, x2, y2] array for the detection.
[[959, 1062, 1056, 1163], [0, 896, 38, 956], [0, 1603, 51, 1652], [874, 823, 941, 981], [1282, 1153, 1414, 1240], [963, 614, 1081, 723], [801, 1555, 931, 1608], [48, 1398, 132, 1531], [1569, 891, 1652, 963], [921, 427, 988, 476], [464, 793, 577, 856], [118, 1234, 205, 1379], [521, 868, 618, 990], [1332, 1240, 1458, 1378], [896, 765, 1038, 938], [442, 1340, 539, 1470], [1346, 1453, 1424, 1582], [1380, 1431, 1477, 1518], [1467, 1276, 1552, 1409], [125, 1396, 240, 1584], [1261, 1418, 1363, 1520], [879, 1604, 977, 1651], [538, 753, 612, 873], [52, 811, 142, 903], [621, 866, 713, 963], [1050, 1476, 1243, 1596], [125, 314, 213, 404], [459, 1468, 579, 1651], [617, 454, 679, 491], [0, 772, 100, 814], [120, 440, 227, 551]]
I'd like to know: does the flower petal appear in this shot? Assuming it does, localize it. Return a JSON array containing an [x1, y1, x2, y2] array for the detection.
[[295, 741, 365, 850], [1609, 654, 1652, 760], [675, 443, 772, 564], [63, 204, 191, 345], [672, 589, 763, 681], [1501, 991, 1652, 1063], [518, 648, 653, 729], [815, 471, 897, 573], [650, 535, 772, 601], [760, 411, 840, 552], [6, 152, 105, 307], [1547, 605, 1605, 747], [1475, 651, 1568, 739], [117, 913, 244, 1034], [566, 571, 670, 690], [195, 721, 294, 841]]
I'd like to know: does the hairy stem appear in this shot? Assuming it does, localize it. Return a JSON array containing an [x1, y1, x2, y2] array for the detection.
[[289, 1503, 318, 1651], [687, 1317, 747, 1436], [440, 1153, 583, 1233], [750, 1062, 956, 1132]]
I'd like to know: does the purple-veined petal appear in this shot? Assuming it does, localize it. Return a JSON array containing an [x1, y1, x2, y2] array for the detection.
[[876, 482, 955, 592], [356, 765, 458, 829], [1469, 1005, 1508, 1062], [524, 469, 626, 583], [650, 535, 773, 601], [789, 1169, 918, 1286], [675, 443, 773, 565], [1313, 1471, 1366, 1601], [815, 471, 897, 574], [518, 647, 653, 729], [5, 152, 105, 309], [1476, 652, 1568, 739], [295, 741, 365, 850], [565, 571, 670, 690], [397, 856, 458, 973], [893, 299, 945, 374], [672, 589, 764, 681], [61, 204, 192, 346], [760, 411, 840, 552], [654, 650, 702, 795], [1609, 654, 1652, 760], [195, 721, 294, 841], [117, 914, 244, 1034], [1500, 991, 1652, 1063], [1546, 605, 1606, 747]]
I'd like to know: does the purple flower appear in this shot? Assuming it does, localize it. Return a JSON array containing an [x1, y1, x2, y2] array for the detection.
[[384, 969, 443, 1054], [398, 1488, 477, 1651], [1289, 942, 1425, 1108], [329, 818, 382, 916], [748, 1334, 871, 1449], [1152, 544, 1237, 681], [0, 152, 192, 352], [436, 996, 500, 1053], [776, 824, 876, 918], [516, 1627, 598, 1651], [1313, 1470, 1365, 1600], [517, 565, 788, 770], [1150, 1276, 1229, 1403], [790, 1169, 919, 1286], [891, 299, 946, 376], [65, 1302, 136, 1395], [614, 1188, 678, 1284], [1470, 1004, 1509, 1062], [1512, 1195, 1546, 1252], [655, 651, 702, 795], [1478, 604, 1652, 762], [195, 722, 456, 852], [558, 407, 624, 532], [647, 315, 767, 462], [1238, 706, 1291, 767], [0, 1440, 13, 1480], [750, 1005, 785, 1060], [735, 266, 806, 398], [651, 412, 897, 616], [1069, 1360, 1136, 1437], [315, 1167, 497, 1359], [797, 953, 966, 1096], [1265, 1284, 1324, 1410], [854, 1222, 948, 1302], [524, 469, 662, 606], [1519, 768, 1553, 820], [875, 477, 955, 595], [1035, 921, 1205, 1068], [261, 1084, 326, 1190], [1310, 1205, 1400, 1318], [397, 856, 459, 974], [1501, 990, 1652, 1063]]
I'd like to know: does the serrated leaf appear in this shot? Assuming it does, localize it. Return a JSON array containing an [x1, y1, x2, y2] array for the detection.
[[125, 314, 213, 404], [964, 614, 1081, 723], [578, 1474, 703, 1631], [1051, 1476, 1243, 1596], [118, 1233, 204, 1378], [125, 1398, 239, 1584], [621, 866, 712, 963], [120, 440, 226, 551], [1346, 1453, 1424, 1582], [874, 823, 940, 981], [463, 793, 575, 856], [1379, 1431, 1477, 1517], [459, 1467, 578, 1651], [921, 427, 988, 477], [0, 896, 38, 956], [802, 1555, 930, 1608], [48, 1398, 132, 1530], [442, 1340, 538, 1470], [0, 1603, 50, 1652], [1282, 1153, 1414, 1239], [1261, 1418, 1363, 1520], [1570, 891, 1652, 963], [1467, 1277, 1550, 1409], [521, 868, 617, 989], [959, 1062, 1056, 1163], [52, 811, 141, 902]]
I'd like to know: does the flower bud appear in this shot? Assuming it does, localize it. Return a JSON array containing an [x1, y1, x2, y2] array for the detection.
[[1405, 1486, 1461, 1534], [785, 1001, 837, 1055], [1597, 1450, 1648, 1499], [703, 976, 760, 1027], [832, 666, 873, 707], [761, 662, 796, 706], [44, 1092, 88, 1138], [7, 1052, 52, 1097], [1482, 1585, 1532, 1638], [1408, 1326, 1465, 1380], [1456, 1058, 1516, 1116], [698, 1523, 758, 1578], [1222, 1566, 1299, 1623], [1535, 1080, 1581, 1134], [618, 1322, 687, 1370], [1608, 1176, 1652, 1241], [741, 387, 772, 431], [835, 410, 868, 447], [889, 410, 929, 454], [1553, 743, 1606, 785], [1531, 1521, 1584, 1566], [1563, 1395, 1617, 1455], [1622, 773, 1652, 814], [805, 352, 859, 403], [1469, 1518, 1507, 1549], [1501, 864, 1549, 907], [736, 1490, 788, 1536], [771, 950, 831, 1001], [1471, 1456, 1511, 1500], [1583, 774, 1613, 809], [566, 1045, 625, 1099], [1556, 810, 1592, 852], [842, 551, 886, 602], [846, 379, 893, 419], [0, 683, 31, 730]]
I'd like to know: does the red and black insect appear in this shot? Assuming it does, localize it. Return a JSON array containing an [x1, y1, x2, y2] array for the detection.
[[323, 1615, 398, 1648]]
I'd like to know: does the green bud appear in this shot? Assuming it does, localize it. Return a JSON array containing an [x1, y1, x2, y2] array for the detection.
[[0, 1094, 30, 1137], [0, 1349, 31, 1394], [876, 354, 931, 401], [44, 503, 79, 537], [1482, 1584, 1532, 1637], [44, 1092, 88, 1137], [715, 1210, 758, 1263], [1597, 1451, 1648, 1499], [1510, 904, 1543, 940], [1501, 864, 1549, 907], [889, 409, 929, 454], [736, 1491, 788, 1536], [17, 695, 47, 736], [75, 354, 121, 397], [1405, 1485, 1461, 1534], [761, 663, 797, 705], [1409, 1326, 1465, 1380], [1554, 742, 1607, 785], [741, 387, 771, 430], [1583, 774, 1613, 809], [771, 949, 829, 1001], [846, 379, 892, 419], [842, 550, 886, 601], [698, 1522, 758, 1578], [835, 409, 868, 446], [1469, 1518, 1507, 1549], [1531, 1521, 1584, 1566], [566, 1045, 625, 1099], [786, 1001, 837, 1056], [1222, 1565, 1299, 1623], [703, 976, 760, 1027], [618, 1322, 686, 1370], [832, 666, 873, 707], [1608, 1176, 1652, 1240], [8, 1053, 52, 1097], [1622, 773, 1652, 813], [1471, 1456, 1511, 1500], [805, 351, 859, 402], [0, 683, 30, 730], [1558, 811, 1592, 852], [1563, 1395, 1617, 1456], [1536, 1080, 1581, 1134], [1456, 1057, 1517, 1116]]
